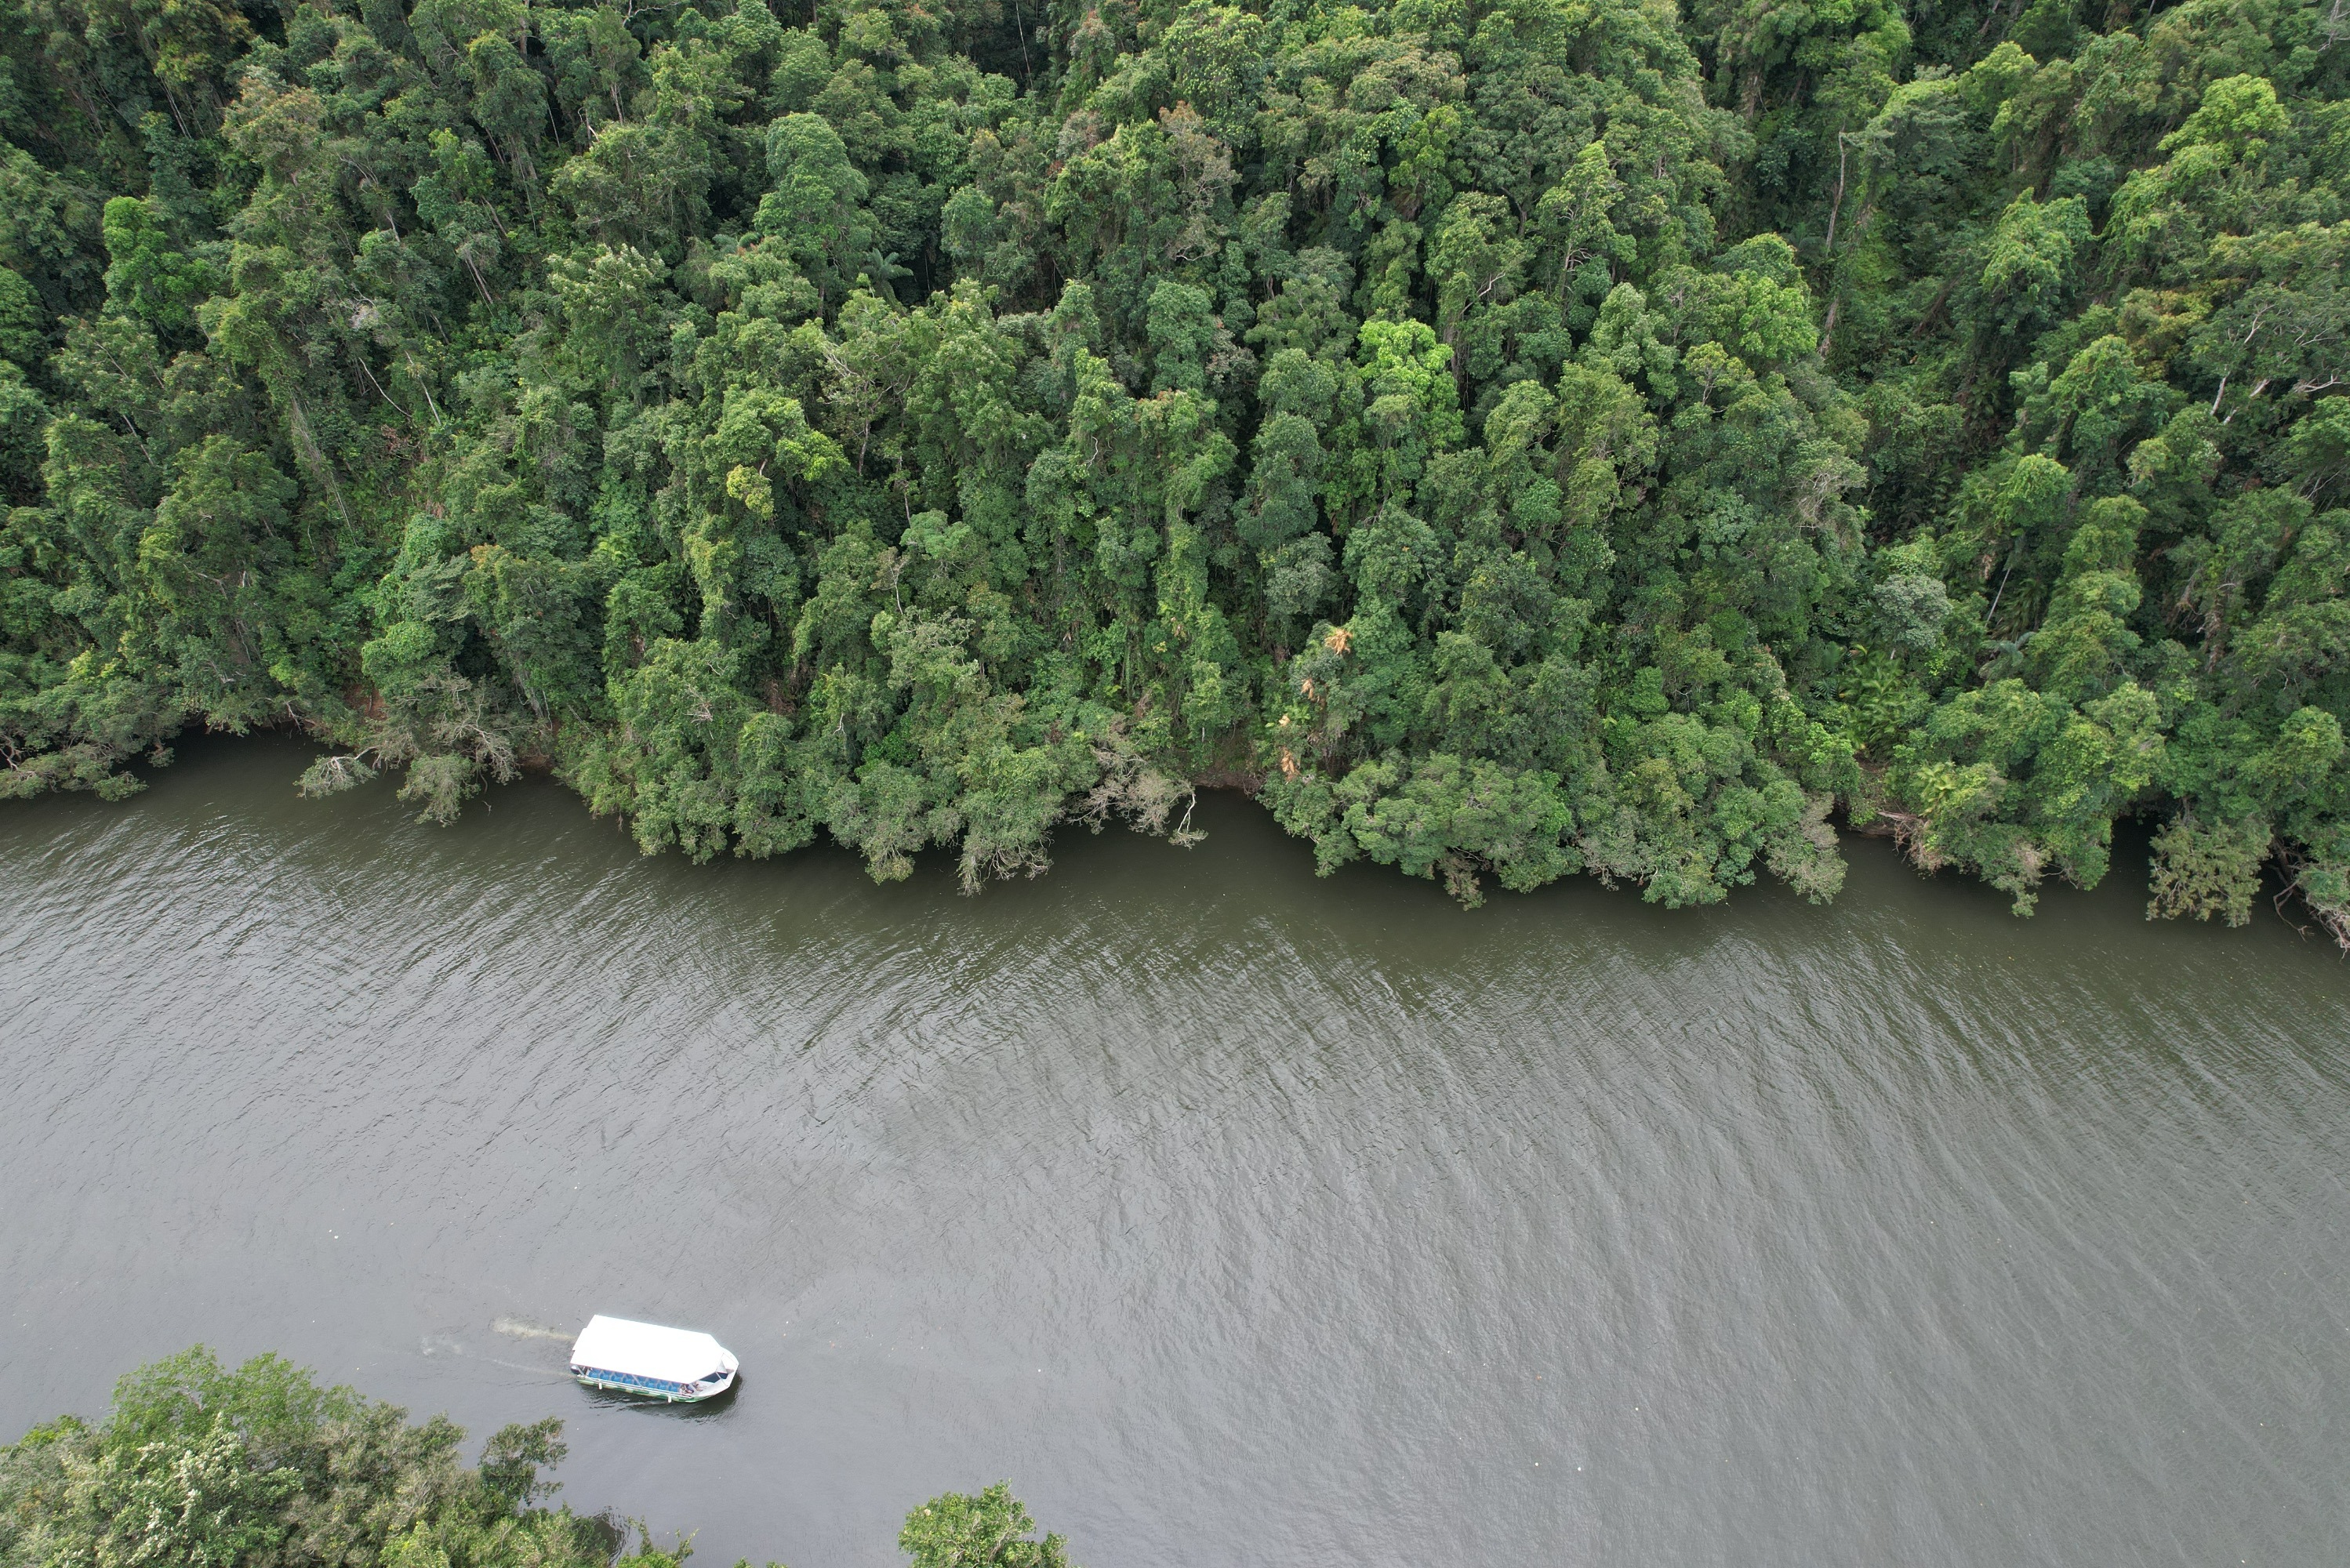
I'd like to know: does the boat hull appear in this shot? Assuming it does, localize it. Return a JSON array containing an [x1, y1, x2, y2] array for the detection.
[[572, 1367, 736, 1402]]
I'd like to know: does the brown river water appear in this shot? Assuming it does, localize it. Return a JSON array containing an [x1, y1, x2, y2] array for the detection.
[[3, 736, 2346, 1566]]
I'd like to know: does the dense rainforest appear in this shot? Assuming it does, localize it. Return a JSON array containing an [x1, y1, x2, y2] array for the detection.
[[0, 0, 2345, 930], [0, 1348, 1073, 1568]]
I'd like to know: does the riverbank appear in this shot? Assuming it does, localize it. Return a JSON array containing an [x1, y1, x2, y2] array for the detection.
[[45, 724, 2344, 942]]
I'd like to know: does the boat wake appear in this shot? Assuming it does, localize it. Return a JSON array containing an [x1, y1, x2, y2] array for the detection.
[[418, 1329, 573, 1381], [492, 1316, 573, 1341]]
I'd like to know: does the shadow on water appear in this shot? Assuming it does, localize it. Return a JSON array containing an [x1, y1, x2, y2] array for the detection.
[[577, 1383, 743, 1422], [31, 728, 2345, 972]]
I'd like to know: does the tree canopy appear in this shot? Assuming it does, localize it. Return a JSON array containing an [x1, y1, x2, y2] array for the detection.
[[0, 1347, 1077, 1568], [0, 1348, 685, 1568], [1, 0, 2344, 932]]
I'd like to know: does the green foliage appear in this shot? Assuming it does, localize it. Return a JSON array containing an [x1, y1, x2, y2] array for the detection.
[[4, 1350, 1086, 1568], [899, 1484, 1070, 1568], [0, 0, 2344, 932], [0, 1348, 688, 1568]]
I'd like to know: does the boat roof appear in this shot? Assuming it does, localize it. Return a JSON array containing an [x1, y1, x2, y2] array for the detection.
[[569, 1315, 730, 1381]]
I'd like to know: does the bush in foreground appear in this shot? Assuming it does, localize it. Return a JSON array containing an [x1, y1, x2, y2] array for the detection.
[[0, 1348, 1070, 1568]]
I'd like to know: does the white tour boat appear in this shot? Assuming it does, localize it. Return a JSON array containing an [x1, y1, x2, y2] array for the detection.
[[568, 1315, 739, 1402]]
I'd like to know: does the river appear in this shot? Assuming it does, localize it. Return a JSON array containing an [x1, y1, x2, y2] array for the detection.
[[2, 736, 2345, 1566]]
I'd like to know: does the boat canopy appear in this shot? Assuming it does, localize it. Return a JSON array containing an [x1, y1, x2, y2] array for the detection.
[[569, 1315, 731, 1381]]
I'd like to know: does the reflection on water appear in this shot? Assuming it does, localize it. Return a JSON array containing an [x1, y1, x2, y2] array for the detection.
[[2, 737, 2346, 1567]]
